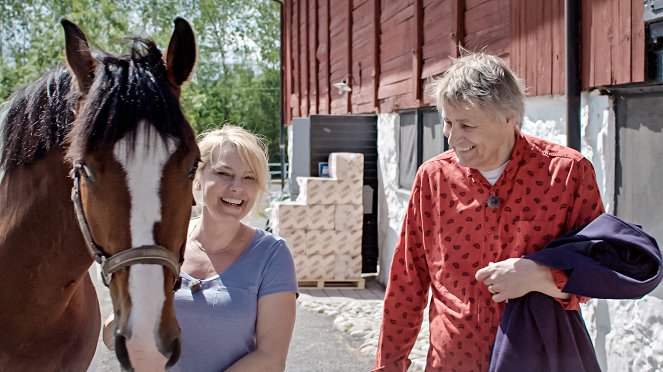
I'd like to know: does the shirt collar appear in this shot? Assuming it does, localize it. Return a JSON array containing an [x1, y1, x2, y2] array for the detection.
[[465, 131, 528, 184]]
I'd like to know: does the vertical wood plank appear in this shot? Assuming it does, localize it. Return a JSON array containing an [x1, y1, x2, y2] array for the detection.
[[525, 0, 537, 95], [520, 0, 528, 90], [311, 0, 319, 114], [537, 0, 552, 95], [346, 0, 353, 113], [372, 0, 380, 112], [450, 0, 464, 57], [413, 0, 423, 105], [284, 0, 292, 124], [293, 0, 301, 117], [609, 0, 618, 84], [592, 0, 611, 86], [631, 0, 645, 82], [324, 0, 331, 114], [509, 0, 520, 77], [534, 0, 542, 95], [614, 0, 630, 84], [581, 0, 592, 89], [513, 0, 526, 89], [551, 0, 564, 94], [301, 0, 309, 116]]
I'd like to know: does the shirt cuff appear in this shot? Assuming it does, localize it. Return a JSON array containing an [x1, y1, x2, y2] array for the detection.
[[550, 268, 588, 310]]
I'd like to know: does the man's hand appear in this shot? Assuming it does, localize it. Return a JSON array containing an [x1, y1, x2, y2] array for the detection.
[[475, 258, 570, 302]]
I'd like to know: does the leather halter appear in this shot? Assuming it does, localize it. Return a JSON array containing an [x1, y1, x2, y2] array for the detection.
[[71, 163, 182, 289]]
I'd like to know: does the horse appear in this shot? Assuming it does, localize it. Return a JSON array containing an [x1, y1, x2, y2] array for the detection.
[[0, 18, 199, 371]]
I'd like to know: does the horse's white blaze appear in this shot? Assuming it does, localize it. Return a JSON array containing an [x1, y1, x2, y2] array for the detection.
[[0, 103, 8, 183], [113, 120, 177, 365]]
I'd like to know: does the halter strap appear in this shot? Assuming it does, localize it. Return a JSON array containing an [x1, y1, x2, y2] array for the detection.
[[102, 245, 180, 284], [71, 163, 181, 287]]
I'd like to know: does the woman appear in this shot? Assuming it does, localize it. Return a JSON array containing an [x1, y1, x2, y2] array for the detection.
[[174, 125, 297, 371], [105, 125, 298, 371]]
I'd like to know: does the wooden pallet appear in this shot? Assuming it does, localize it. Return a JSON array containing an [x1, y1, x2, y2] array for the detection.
[[298, 278, 365, 289]]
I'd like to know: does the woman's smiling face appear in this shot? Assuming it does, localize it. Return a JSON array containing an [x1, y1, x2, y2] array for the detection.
[[199, 146, 259, 221], [442, 104, 517, 171]]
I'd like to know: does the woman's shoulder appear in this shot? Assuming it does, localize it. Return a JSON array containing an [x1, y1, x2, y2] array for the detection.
[[249, 228, 288, 252]]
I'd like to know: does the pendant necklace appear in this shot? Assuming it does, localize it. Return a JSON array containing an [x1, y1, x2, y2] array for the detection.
[[188, 225, 245, 292]]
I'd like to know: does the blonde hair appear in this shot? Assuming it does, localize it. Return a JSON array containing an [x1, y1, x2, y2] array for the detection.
[[194, 125, 269, 206], [431, 50, 526, 127]]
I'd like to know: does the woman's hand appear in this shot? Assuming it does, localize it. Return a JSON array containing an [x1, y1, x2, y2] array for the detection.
[[475, 258, 570, 302]]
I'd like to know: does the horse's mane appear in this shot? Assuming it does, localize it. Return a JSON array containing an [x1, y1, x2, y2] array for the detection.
[[0, 37, 192, 171], [0, 68, 78, 170]]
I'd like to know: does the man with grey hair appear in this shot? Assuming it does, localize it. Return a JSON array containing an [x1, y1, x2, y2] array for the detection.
[[374, 52, 604, 371]]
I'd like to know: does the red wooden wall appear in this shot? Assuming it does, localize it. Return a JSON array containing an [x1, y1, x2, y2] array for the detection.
[[283, 0, 645, 124], [580, 0, 645, 89], [510, 0, 645, 96]]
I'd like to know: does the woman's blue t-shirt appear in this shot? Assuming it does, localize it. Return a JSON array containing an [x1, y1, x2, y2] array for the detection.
[[170, 228, 298, 371]]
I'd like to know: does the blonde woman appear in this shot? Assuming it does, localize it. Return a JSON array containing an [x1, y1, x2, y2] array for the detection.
[[174, 125, 298, 371]]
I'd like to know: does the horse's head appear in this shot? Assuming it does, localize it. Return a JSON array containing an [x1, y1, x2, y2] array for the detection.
[[62, 19, 199, 370]]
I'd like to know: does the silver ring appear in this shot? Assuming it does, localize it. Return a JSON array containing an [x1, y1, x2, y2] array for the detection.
[[488, 285, 496, 294]]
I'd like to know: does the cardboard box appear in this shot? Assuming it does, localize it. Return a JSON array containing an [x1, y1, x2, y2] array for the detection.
[[305, 230, 338, 256], [293, 254, 310, 279], [275, 229, 306, 255], [306, 204, 335, 230], [334, 204, 364, 231], [334, 254, 363, 279], [299, 254, 335, 279], [296, 177, 363, 205], [329, 152, 364, 180], [270, 201, 308, 230], [335, 230, 363, 256]]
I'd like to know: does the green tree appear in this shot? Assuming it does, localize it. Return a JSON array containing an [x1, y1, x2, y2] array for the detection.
[[0, 0, 282, 162]]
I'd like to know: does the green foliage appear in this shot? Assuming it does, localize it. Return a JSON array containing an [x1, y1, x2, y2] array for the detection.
[[0, 0, 283, 161]]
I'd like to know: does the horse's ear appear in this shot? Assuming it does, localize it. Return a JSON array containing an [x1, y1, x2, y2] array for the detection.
[[165, 17, 197, 95], [61, 19, 96, 94]]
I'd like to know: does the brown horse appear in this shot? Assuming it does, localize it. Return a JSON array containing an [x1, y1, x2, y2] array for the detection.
[[0, 19, 199, 371]]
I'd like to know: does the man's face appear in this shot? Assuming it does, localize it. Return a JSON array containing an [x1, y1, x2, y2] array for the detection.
[[442, 104, 517, 171]]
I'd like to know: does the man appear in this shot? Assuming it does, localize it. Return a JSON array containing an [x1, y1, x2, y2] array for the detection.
[[374, 52, 604, 371]]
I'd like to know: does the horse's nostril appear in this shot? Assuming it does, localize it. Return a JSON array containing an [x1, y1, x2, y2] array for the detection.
[[115, 334, 133, 371], [166, 336, 182, 368]]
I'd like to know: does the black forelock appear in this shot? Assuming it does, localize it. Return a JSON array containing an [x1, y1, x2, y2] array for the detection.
[[67, 37, 193, 161]]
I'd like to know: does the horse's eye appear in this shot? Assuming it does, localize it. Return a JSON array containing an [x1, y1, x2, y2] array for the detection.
[[82, 165, 93, 180], [74, 163, 95, 182]]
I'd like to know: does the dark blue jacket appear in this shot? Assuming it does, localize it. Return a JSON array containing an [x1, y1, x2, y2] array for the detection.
[[489, 213, 662, 372]]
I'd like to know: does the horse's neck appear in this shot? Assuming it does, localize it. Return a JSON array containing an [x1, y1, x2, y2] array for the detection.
[[0, 152, 99, 365], [0, 150, 92, 309]]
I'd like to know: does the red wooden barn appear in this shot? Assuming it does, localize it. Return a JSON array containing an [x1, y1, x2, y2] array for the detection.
[[279, 0, 645, 122]]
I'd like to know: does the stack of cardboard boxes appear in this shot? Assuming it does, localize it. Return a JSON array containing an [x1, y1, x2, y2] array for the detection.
[[271, 152, 364, 282]]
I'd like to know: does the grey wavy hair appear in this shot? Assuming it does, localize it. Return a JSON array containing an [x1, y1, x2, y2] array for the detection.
[[430, 50, 526, 128]]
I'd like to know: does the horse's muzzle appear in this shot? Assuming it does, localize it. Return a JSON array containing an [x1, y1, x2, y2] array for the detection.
[[114, 331, 181, 371]]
